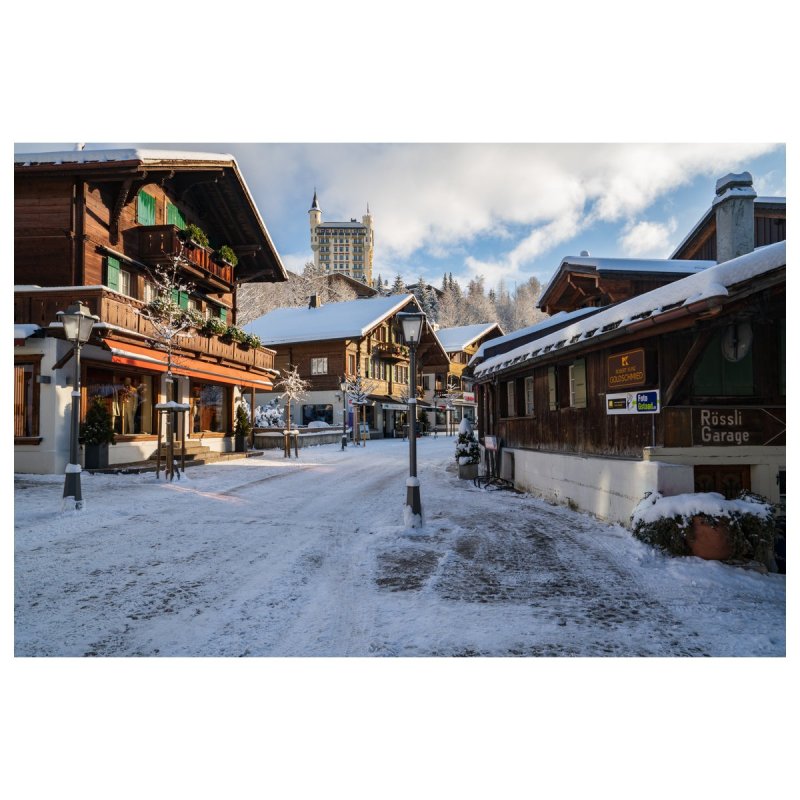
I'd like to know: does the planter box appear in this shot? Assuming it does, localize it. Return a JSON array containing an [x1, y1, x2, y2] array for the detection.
[[84, 443, 109, 469], [687, 515, 733, 560], [458, 462, 479, 480]]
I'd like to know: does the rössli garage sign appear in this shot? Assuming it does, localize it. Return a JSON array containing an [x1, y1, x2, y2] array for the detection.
[[691, 407, 786, 447]]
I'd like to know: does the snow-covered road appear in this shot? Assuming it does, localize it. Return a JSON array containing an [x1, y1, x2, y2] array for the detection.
[[14, 436, 785, 656]]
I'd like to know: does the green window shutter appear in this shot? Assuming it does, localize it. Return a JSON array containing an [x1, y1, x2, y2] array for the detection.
[[219, 308, 228, 322], [171, 288, 179, 305], [106, 256, 120, 291], [137, 191, 156, 226], [178, 291, 189, 310], [166, 202, 186, 230]]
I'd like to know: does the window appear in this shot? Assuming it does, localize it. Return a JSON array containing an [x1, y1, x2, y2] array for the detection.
[[119, 268, 131, 297], [14, 358, 41, 438], [86, 368, 154, 435], [506, 380, 516, 416], [348, 354, 356, 374], [569, 359, 587, 408], [302, 404, 333, 425], [143, 282, 157, 304], [548, 366, 558, 411], [525, 376, 535, 416], [189, 381, 227, 433], [137, 190, 156, 226], [310, 357, 327, 375]]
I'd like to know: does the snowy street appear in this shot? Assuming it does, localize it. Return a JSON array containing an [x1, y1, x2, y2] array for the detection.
[[14, 436, 785, 657]]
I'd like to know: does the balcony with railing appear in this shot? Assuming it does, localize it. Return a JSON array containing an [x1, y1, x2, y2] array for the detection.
[[14, 286, 275, 373], [372, 341, 410, 362], [137, 225, 234, 289]]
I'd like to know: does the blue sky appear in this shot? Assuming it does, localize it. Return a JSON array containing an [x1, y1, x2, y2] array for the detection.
[[14, 143, 785, 293]]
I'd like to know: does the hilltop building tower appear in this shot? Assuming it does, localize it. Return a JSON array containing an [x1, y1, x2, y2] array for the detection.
[[309, 191, 374, 285]]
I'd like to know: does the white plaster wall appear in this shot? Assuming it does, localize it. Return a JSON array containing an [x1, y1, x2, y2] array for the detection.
[[506, 448, 695, 526]]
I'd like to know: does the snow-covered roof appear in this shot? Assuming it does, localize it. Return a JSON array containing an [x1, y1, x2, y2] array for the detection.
[[14, 324, 41, 339], [14, 148, 235, 166], [435, 323, 502, 352], [471, 308, 600, 364], [538, 255, 715, 308], [474, 240, 785, 379], [245, 295, 416, 345]]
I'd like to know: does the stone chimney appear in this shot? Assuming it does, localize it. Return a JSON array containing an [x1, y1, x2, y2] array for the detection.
[[308, 294, 322, 309], [713, 171, 756, 263]]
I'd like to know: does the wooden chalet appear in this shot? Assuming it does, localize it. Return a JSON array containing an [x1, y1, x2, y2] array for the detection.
[[423, 323, 504, 432], [471, 173, 786, 525], [246, 294, 450, 437], [14, 148, 287, 473]]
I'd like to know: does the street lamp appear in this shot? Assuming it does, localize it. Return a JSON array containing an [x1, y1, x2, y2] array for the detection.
[[56, 301, 98, 510], [340, 377, 348, 449], [397, 310, 426, 527]]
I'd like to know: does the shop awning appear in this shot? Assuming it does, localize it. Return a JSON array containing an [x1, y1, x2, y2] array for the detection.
[[105, 341, 274, 389]]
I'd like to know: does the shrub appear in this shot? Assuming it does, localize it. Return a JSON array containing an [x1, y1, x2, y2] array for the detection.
[[224, 325, 247, 343], [202, 316, 228, 336], [234, 402, 253, 437], [244, 333, 262, 349], [630, 490, 778, 566], [81, 396, 116, 446], [183, 224, 209, 248]]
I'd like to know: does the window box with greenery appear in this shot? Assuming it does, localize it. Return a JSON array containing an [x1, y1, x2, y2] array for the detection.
[[81, 396, 116, 469], [214, 245, 239, 268], [234, 401, 253, 452], [222, 325, 248, 345], [179, 224, 209, 250], [201, 316, 229, 337]]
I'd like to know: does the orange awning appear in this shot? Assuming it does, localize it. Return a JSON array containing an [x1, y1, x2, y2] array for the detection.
[[106, 341, 274, 390]]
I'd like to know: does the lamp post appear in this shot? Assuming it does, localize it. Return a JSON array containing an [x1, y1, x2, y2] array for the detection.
[[397, 311, 426, 526], [57, 301, 98, 510], [340, 377, 348, 449]]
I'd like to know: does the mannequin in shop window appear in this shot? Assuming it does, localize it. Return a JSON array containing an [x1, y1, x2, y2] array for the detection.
[[119, 377, 140, 434]]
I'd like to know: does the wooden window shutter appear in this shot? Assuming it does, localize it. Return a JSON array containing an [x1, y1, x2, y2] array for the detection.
[[178, 291, 189, 310], [548, 366, 558, 411], [137, 191, 156, 226], [106, 256, 120, 292], [570, 359, 587, 408], [14, 365, 26, 437], [166, 202, 186, 230], [219, 308, 228, 322]]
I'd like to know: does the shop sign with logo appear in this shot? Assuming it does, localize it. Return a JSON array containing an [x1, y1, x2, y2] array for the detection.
[[606, 389, 660, 415], [607, 348, 646, 389]]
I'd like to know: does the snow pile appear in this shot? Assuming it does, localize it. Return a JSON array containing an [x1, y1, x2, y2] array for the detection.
[[631, 491, 773, 526], [307, 420, 331, 429]]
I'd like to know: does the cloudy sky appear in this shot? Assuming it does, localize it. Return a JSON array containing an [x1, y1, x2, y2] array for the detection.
[[13, 142, 785, 292]]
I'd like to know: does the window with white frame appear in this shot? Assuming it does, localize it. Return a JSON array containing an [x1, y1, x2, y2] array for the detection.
[[310, 357, 328, 375], [525, 376, 535, 415]]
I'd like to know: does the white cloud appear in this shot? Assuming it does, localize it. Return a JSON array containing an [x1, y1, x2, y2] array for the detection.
[[617, 217, 679, 258]]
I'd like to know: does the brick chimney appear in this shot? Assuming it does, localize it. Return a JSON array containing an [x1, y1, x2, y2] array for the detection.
[[308, 294, 322, 309], [713, 171, 756, 263]]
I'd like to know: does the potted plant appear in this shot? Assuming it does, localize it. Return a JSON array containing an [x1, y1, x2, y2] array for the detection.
[[81, 396, 116, 468], [224, 325, 248, 345], [214, 245, 239, 267], [455, 418, 480, 479], [234, 401, 253, 452], [202, 316, 228, 337], [180, 223, 209, 249], [243, 333, 261, 350]]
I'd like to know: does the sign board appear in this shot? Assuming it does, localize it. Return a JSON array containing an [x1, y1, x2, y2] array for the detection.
[[606, 389, 660, 415], [382, 404, 408, 411], [462, 392, 475, 403], [484, 435, 498, 451], [607, 348, 646, 389], [691, 407, 785, 447]]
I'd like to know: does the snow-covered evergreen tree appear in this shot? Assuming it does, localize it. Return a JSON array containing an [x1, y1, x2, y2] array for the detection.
[[390, 274, 407, 294], [455, 417, 480, 465]]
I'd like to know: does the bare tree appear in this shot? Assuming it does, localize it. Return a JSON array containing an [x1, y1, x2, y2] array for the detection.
[[344, 369, 379, 446], [274, 365, 310, 457]]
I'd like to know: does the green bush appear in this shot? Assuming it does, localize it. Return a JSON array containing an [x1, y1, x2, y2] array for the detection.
[[244, 333, 262, 349], [224, 325, 247, 343], [202, 316, 228, 336], [216, 245, 238, 267], [234, 402, 252, 436], [184, 224, 209, 248], [81, 396, 116, 446]]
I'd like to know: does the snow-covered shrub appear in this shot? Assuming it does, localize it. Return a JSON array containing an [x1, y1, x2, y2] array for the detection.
[[307, 420, 330, 428], [455, 418, 480, 466], [254, 399, 284, 428], [630, 490, 778, 565]]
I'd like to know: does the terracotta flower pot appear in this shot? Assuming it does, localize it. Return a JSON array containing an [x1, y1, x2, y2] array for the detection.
[[687, 515, 733, 560]]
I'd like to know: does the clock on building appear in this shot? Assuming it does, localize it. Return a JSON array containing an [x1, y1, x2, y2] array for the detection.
[[721, 321, 753, 362]]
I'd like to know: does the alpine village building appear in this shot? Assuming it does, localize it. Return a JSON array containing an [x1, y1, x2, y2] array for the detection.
[[245, 294, 450, 438], [422, 323, 504, 432], [14, 148, 288, 474], [471, 172, 786, 525], [308, 191, 375, 286]]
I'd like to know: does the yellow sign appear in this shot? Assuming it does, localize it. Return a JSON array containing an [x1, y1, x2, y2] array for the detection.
[[607, 348, 646, 389]]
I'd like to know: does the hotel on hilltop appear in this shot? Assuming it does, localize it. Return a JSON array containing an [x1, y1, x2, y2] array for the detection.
[[309, 191, 374, 285]]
